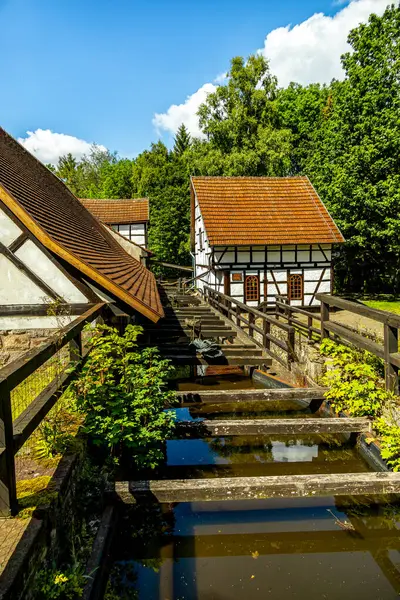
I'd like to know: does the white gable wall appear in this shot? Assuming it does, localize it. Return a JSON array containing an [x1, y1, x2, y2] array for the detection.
[[0, 206, 93, 329]]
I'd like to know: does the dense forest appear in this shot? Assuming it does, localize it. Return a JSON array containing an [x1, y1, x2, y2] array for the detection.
[[52, 5, 400, 294]]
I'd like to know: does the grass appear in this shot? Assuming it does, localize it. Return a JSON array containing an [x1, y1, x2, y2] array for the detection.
[[363, 300, 400, 315]]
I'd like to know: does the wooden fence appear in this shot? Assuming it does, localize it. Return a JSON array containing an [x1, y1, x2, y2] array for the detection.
[[0, 303, 105, 516], [202, 286, 296, 369], [274, 293, 399, 393]]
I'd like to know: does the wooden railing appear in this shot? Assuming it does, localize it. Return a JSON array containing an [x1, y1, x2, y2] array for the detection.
[[202, 286, 296, 369], [274, 293, 400, 394], [0, 303, 105, 516]]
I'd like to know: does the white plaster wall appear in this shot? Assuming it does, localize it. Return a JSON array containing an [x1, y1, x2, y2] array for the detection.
[[106, 225, 144, 262], [15, 240, 87, 303], [0, 254, 53, 304], [0, 207, 22, 247], [0, 315, 75, 330]]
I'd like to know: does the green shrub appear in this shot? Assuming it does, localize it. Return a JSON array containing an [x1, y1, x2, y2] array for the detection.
[[72, 324, 176, 468], [374, 417, 400, 472], [320, 338, 389, 417]]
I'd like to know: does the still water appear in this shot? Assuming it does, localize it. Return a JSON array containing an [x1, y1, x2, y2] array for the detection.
[[104, 380, 400, 599]]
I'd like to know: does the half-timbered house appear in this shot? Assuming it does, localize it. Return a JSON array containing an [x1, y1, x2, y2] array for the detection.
[[0, 128, 163, 332], [191, 176, 344, 307], [80, 198, 149, 247]]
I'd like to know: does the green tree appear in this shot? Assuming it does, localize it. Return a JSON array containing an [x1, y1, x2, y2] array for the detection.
[[195, 54, 292, 175], [173, 123, 191, 156], [306, 5, 400, 292]]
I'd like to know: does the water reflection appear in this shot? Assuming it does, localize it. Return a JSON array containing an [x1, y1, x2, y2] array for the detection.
[[105, 498, 400, 600]]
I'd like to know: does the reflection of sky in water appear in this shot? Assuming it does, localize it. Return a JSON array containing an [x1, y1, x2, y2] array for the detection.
[[271, 440, 318, 463], [166, 438, 319, 466]]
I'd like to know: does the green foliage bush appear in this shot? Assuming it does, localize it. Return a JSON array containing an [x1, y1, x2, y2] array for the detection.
[[72, 324, 176, 468], [320, 338, 389, 417], [320, 338, 400, 470]]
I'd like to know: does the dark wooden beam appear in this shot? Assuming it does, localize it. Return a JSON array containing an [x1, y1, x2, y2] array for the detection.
[[0, 240, 62, 302], [115, 472, 400, 503], [0, 303, 104, 390], [317, 293, 400, 328], [173, 417, 371, 438], [175, 388, 327, 403], [0, 303, 95, 317], [8, 233, 28, 253]]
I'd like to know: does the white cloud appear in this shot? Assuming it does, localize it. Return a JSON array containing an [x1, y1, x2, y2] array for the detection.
[[18, 128, 106, 165], [152, 82, 216, 138], [259, 0, 389, 86], [153, 0, 388, 137], [214, 72, 228, 84]]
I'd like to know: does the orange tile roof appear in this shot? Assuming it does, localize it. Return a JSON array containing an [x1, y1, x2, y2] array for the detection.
[[191, 176, 344, 246], [80, 198, 149, 225], [0, 128, 163, 322]]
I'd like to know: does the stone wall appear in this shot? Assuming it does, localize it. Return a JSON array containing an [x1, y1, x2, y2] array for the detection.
[[0, 329, 54, 367]]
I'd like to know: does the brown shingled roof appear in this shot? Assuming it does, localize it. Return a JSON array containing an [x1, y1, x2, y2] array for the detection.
[[0, 128, 163, 322], [80, 198, 149, 225], [191, 176, 344, 246]]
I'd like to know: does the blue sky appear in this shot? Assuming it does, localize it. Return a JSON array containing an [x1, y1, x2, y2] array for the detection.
[[0, 0, 388, 163]]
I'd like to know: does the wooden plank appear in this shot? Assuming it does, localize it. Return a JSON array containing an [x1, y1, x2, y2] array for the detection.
[[324, 321, 384, 358], [0, 303, 94, 317], [116, 472, 400, 503], [317, 294, 400, 328], [0, 303, 104, 389], [173, 417, 370, 437], [161, 355, 269, 366], [8, 232, 28, 253], [176, 388, 327, 403]]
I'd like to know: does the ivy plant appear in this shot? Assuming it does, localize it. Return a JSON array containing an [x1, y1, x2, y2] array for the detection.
[[72, 324, 176, 469]]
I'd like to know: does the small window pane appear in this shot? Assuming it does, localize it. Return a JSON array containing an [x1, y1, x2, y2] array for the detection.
[[245, 275, 259, 302], [289, 274, 303, 300]]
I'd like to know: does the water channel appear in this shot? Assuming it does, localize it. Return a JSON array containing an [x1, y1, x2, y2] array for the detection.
[[103, 370, 400, 600]]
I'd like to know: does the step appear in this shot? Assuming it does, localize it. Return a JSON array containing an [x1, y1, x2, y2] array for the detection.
[[145, 328, 237, 338], [115, 472, 400, 503], [173, 417, 370, 437], [162, 355, 269, 366], [176, 388, 327, 403], [160, 348, 264, 357]]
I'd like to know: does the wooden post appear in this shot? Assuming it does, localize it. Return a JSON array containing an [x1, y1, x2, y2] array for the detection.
[[248, 313, 255, 338], [320, 300, 330, 340], [264, 319, 271, 351], [308, 315, 313, 342], [0, 380, 17, 516], [287, 326, 295, 370], [384, 324, 399, 393], [236, 305, 241, 327]]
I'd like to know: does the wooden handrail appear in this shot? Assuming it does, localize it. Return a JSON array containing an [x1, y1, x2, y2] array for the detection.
[[316, 294, 400, 328], [0, 302, 106, 516]]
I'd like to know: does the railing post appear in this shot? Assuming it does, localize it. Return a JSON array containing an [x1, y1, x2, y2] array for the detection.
[[287, 326, 295, 370], [264, 319, 271, 351], [0, 380, 17, 516], [308, 315, 313, 342], [384, 324, 399, 393], [248, 312, 255, 338], [320, 299, 330, 340], [236, 305, 241, 327]]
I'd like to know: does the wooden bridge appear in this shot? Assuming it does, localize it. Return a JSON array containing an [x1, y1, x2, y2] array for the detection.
[[118, 284, 400, 506]]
